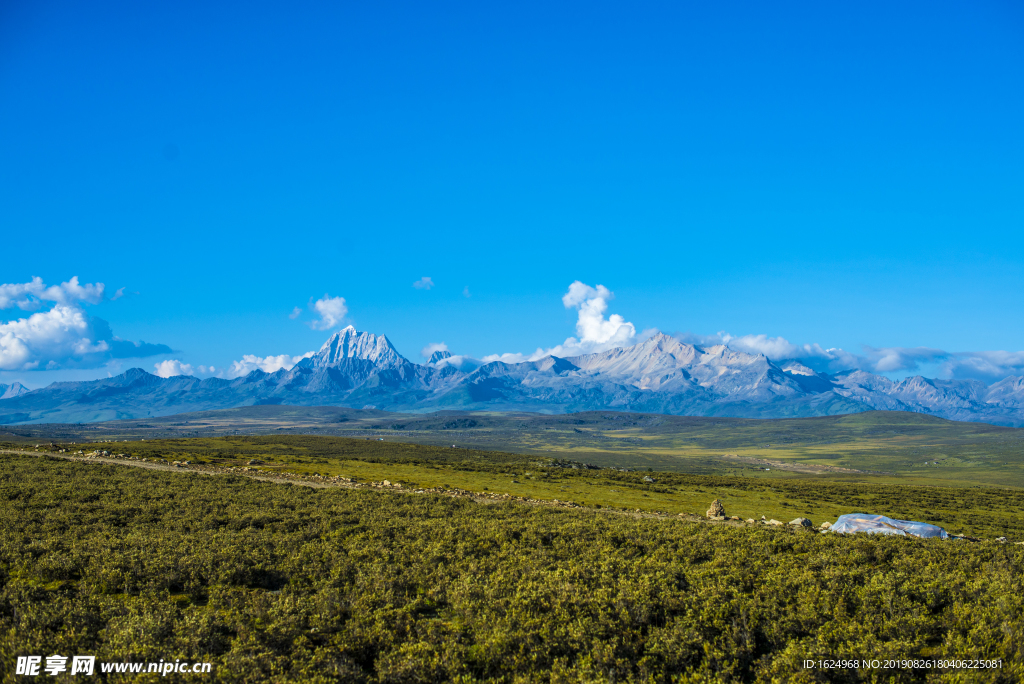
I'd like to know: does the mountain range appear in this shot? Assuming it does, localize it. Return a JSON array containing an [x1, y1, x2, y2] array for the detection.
[[2, 326, 1024, 426]]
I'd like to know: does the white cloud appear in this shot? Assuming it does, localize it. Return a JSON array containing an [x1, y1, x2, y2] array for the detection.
[[110, 287, 126, 301], [539, 281, 639, 358], [0, 276, 105, 311], [153, 359, 194, 378], [719, 333, 839, 361], [0, 277, 172, 371], [413, 277, 435, 290], [561, 281, 608, 309], [421, 342, 449, 359], [463, 286, 471, 298], [865, 346, 947, 373], [941, 351, 1024, 381], [288, 306, 302, 320], [0, 305, 109, 371], [429, 354, 481, 372], [155, 353, 313, 381], [477, 281, 644, 364], [563, 282, 635, 347], [308, 294, 348, 331], [226, 352, 314, 378]]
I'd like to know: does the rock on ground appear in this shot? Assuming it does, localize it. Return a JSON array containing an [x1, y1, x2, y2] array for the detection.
[[706, 499, 725, 518]]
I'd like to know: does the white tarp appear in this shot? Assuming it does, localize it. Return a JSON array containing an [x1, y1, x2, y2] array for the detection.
[[829, 513, 948, 539]]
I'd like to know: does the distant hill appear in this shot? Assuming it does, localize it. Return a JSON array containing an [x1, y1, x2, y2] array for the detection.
[[0, 382, 29, 401], [2, 325, 1024, 426]]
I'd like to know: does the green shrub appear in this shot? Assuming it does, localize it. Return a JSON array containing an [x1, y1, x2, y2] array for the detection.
[[1, 454, 1021, 682]]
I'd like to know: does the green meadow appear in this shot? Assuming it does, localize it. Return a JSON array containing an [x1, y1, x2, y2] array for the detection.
[[9, 408, 1021, 488], [46, 429, 1024, 540]]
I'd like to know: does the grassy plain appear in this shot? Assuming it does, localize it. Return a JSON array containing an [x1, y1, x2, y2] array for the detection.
[[2, 453, 1022, 683], [7, 408, 1023, 488], [29, 433, 1024, 540]]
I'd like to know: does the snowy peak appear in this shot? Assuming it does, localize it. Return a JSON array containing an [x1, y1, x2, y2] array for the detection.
[[307, 326, 408, 369], [568, 333, 773, 380], [556, 332, 797, 398], [427, 350, 452, 365], [569, 333, 697, 374]]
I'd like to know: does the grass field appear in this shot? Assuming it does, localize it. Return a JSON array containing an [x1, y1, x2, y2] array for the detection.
[[2, 453, 1022, 683], [18, 432, 1024, 540], [6, 408, 1023, 488]]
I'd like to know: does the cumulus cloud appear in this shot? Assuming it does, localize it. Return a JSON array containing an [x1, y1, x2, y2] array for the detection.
[[413, 277, 434, 290], [289, 306, 302, 320], [0, 277, 172, 371], [421, 342, 449, 359], [536, 281, 639, 358], [0, 305, 105, 370], [477, 281, 645, 364], [559, 282, 636, 351], [308, 294, 348, 331], [0, 276, 104, 310], [226, 352, 314, 378], [153, 359, 194, 378]]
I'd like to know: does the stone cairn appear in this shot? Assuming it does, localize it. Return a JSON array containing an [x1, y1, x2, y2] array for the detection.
[[706, 499, 726, 520]]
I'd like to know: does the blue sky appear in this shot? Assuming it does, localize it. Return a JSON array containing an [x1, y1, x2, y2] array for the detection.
[[2, 0, 1023, 388]]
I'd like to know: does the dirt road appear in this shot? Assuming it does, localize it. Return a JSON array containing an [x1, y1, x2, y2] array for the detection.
[[1, 449, 349, 489], [2, 449, 719, 523]]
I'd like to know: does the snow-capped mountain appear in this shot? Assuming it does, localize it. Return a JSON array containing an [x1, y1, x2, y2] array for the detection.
[[2, 327, 1024, 426], [298, 326, 407, 370], [570, 335, 801, 398], [426, 350, 452, 365]]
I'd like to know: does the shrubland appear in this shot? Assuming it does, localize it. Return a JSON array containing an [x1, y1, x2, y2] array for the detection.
[[25, 435, 1024, 539], [2, 453, 1022, 682]]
